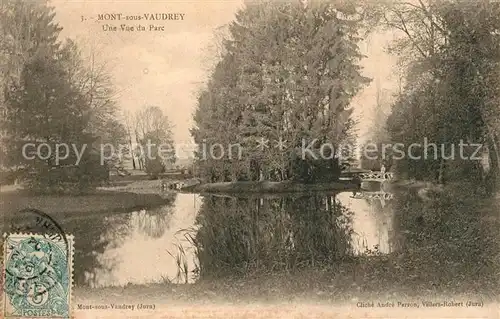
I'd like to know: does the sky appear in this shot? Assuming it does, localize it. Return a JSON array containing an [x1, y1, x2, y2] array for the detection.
[[51, 0, 400, 145]]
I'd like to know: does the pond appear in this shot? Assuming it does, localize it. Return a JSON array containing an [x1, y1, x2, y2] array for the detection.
[[27, 185, 500, 295]]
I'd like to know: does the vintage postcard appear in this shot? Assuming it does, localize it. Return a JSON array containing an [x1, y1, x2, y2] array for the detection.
[[0, 0, 499, 318]]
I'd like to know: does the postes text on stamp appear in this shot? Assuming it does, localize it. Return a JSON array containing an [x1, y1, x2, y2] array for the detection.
[[2, 233, 74, 318]]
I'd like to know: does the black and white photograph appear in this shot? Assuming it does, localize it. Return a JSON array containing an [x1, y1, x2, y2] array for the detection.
[[0, 0, 499, 318]]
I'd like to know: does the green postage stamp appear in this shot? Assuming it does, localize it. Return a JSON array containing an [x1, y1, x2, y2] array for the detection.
[[2, 233, 74, 318]]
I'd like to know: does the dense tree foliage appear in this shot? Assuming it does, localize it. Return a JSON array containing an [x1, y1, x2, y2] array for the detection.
[[192, 0, 370, 183], [361, 0, 500, 192], [134, 106, 176, 178], [0, 0, 127, 193]]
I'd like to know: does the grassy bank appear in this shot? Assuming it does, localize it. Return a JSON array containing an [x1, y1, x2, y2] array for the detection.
[[75, 266, 498, 304], [98, 179, 164, 194], [0, 187, 170, 218]]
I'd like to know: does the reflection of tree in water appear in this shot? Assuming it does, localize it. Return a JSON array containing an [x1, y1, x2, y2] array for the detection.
[[62, 213, 131, 287], [390, 189, 498, 293], [190, 189, 499, 294], [130, 205, 174, 238], [193, 194, 355, 278], [65, 195, 177, 287], [364, 192, 396, 254]]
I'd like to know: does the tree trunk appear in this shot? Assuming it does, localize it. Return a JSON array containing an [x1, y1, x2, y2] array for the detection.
[[482, 120, 500, 174], [488, 130, 500, 173], [437, 157, 445, 184], [131, 157, 136, 170]]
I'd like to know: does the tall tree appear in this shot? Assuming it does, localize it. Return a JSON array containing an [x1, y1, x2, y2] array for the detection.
[[123, 110, 137, 169], [0, 0, 123, 192], [192, 0, 370, 183], [135, 106, 176, 178], [383, 0, 500, 189]]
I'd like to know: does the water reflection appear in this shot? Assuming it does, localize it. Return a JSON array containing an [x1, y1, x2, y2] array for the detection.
[[69, 190, 399, 285], [337, 191, 396, 254], [191, 188, 497, 293], [193, 194, 359, 278], [65, 185, 497, 294], [68, 193, 202, 287], [133, 209, 173, 239]]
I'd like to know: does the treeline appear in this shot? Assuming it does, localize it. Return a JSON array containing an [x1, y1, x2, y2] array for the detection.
[[363, 0, 500, 190], [194, 0, 500, 189], [0, 0, 175, 192], [0, 0, 124, 192], [191, 0, 371, 183]]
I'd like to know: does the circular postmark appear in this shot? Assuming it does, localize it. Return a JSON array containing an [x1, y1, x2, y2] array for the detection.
[[2, 208, 70, 314], [3, 235, 70, 315], [4, 208, 69, 256]]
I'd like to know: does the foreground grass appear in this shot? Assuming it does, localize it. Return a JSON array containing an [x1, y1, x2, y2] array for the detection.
[[75, 266, 499, 305]]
